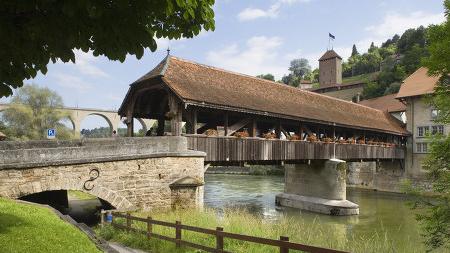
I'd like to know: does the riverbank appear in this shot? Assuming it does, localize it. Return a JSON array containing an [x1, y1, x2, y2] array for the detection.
[[206, 165, 284, 175], [0, 197, 100, 253], [96, 208, 420, 253]]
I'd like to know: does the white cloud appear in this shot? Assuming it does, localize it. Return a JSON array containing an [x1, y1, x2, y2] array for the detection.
[[238, 0, 311, 21], [238, 7, 278, 21], [52, 73, 93, 93], [365, 11, 444, 39], [74, 50, 109, 78], [206, 36, 287, 79]]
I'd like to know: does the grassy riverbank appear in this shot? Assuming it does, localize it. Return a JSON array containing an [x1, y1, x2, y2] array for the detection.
[[0, 198, 101, 253], [96, 208, 426, 253]]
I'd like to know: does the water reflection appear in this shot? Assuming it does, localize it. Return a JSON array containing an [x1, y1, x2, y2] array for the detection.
[[204, 174, 424, 250]]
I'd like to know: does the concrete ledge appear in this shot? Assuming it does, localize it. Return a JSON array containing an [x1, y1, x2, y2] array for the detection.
[[275, 193, 359, 216]]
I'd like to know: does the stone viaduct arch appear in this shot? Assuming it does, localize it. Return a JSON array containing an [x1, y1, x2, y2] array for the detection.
[[0, 103, 154, 136]]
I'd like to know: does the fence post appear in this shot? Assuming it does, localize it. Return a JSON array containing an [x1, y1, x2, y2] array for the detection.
[[147, 216, 152, 239], [280, 236, 289, 253], [175, 221, 182, 247], [100, 209, 105, 227], [216, 227, 224, 253], [126, 213, 131, 232]]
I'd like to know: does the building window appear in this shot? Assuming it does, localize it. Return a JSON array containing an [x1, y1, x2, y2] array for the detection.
[[417, 126, 430, 137], [416, 143, 428, 153], [417, 127, 423, 137], [432, 125, 444, 135]]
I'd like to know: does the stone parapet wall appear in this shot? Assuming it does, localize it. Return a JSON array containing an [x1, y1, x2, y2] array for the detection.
[[0, 136, 205, 169]]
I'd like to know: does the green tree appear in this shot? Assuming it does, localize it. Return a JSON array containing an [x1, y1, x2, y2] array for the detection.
[[288, 58, 312, 80], [256, 74, 275, 81], [401, 44, 428, 74], [368, 42, 377, 53], [1, 85, 74, 140], [351, 44, 359, 57], [397, 26, 427, 54], [405, 1, 450, 250], [0, 0, 216, 97], [306, 68, 319, 82]]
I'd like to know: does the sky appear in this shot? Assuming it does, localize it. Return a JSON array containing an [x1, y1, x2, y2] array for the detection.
[[0, 0, 446, 129]]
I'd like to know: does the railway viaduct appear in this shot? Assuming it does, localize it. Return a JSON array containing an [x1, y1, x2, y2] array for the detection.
[[0, 103, 154, 135]]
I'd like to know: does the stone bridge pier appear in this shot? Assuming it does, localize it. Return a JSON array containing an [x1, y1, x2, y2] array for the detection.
[[276, 159, 359, 216], [0, 137, 205, 210]]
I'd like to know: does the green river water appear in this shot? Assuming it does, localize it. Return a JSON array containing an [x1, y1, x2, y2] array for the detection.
[[203, 174, 437, 252]]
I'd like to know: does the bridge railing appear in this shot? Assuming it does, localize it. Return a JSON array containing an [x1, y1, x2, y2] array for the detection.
[[102, 211, 348, 253], [185, 135, 405, 162]]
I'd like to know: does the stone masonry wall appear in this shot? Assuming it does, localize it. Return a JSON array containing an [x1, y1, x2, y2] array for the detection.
[[0, 156, 204, 210]]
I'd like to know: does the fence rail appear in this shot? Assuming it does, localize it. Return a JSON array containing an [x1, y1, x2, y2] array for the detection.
[[102, 211, 348, 253]]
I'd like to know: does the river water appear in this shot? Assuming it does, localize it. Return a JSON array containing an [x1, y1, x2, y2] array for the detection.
[[204, 174, 426, 251]]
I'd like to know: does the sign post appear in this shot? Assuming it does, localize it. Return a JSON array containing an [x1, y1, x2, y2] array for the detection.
[[47, 128, 56, 139]]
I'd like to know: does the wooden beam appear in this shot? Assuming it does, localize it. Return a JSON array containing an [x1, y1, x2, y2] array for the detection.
[[157, 117, 165, 136], [275, 121, 281, 139], [224, 113, 229, 136], [185, 108, 198, 134], [280, 126, 290, 139], [168, 94, 182, 136], [250, 119, 257, 137], [226, 118, 251, 136]]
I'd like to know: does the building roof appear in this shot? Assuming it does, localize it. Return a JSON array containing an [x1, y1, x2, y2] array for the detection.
[[318, 50, 342, 61], [396, 67, 440, 99], [124, 56, 407, 135], [358, 94, 406, 113]]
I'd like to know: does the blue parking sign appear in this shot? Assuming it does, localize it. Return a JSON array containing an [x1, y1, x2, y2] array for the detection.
[[47, 128, 56, 139]]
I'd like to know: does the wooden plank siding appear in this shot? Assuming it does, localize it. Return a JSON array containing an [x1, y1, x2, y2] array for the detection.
[[185, 135, 405, 163]]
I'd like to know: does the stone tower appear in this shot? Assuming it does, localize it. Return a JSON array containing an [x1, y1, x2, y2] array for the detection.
[[319, 50, 342, 88]]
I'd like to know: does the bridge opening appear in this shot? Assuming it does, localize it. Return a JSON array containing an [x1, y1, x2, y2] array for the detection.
[[19, 190, 114, 226], [117, 118, 146, 136], [80, 114, 113, 138], [59, 117, 75, 131]]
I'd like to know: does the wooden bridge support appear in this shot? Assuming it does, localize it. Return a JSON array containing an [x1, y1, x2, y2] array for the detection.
[[276, 159, 359, 216]]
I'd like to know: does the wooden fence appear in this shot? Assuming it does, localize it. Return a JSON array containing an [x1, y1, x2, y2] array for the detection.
[[186, 135, 405, 163], [102, 211, 348, 253]]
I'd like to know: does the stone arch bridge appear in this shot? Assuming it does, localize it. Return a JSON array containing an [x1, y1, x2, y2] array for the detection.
[[0, 137, 205, 210], [0, 103, 154, 135]]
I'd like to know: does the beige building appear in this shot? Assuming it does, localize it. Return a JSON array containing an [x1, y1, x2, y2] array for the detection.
[[396, 67, 449, 177]]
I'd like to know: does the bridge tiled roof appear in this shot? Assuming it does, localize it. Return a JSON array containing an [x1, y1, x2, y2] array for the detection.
[[126, 56, 407, 135]]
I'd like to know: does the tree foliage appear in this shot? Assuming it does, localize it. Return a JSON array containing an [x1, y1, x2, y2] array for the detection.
[[256, 74, 275, 81], [0, 0, 216, 97], [282, 58, 311, 87], [1, 85, 74, 140], [405, 1, 450, 250], [351, 44, 359, 57]]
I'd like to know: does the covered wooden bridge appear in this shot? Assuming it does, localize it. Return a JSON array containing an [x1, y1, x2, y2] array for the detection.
[[119, 56, 408, 164]]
